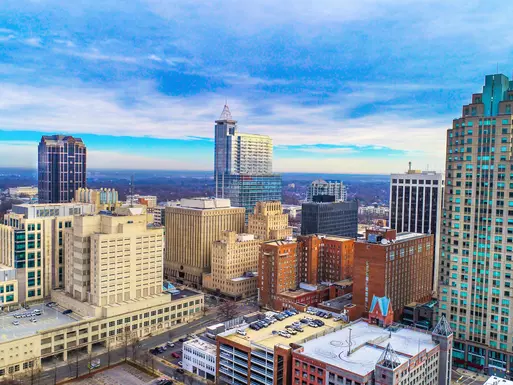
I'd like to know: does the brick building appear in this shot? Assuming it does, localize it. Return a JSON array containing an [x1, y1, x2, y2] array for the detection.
[[297, 234, 354, 284], [258, 239, 298, 309], [353, 228, 434, 321]]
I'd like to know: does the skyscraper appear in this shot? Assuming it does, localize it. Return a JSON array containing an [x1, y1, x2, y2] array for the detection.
[[390, 164, 444, 290], [214, 105, 282, 215], [301, 200, 358, 237], [38, 135, 87, 203], [307, 179, 347, 202], [439, 73, 513, 373]]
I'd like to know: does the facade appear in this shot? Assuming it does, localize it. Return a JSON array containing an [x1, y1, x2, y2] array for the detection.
[[247, 201, 292, 241], [292, 318, 453, 385], [63, 214, 163, 306], [301, 201, 358, 238], [353, 228, 434, 321], [297, 234, 354, 284], [38, 135, 87, 204], [214, 105, 282, 215], [152, 206, 166, 226], [203, 232, 260, 299], [258, 239, 298, 309], [0, 203, 95, 304], [0, 267, 18, 308], [183, 337, 217, 381], [438, 73, 513, 375], [307, 179, 347, 202], [390, 167, 444, 291], [74, 187, 119, 211], [359, 205, 390, 216], [164, 198, 245, 287]]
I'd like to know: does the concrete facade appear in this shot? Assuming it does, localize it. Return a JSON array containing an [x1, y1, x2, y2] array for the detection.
[[247, 201, 292, 241], [165, 198, 245, 287]]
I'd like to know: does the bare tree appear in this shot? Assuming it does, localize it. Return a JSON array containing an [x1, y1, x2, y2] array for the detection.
[[87, 351, 93, 375], [122, 327, 131, 362], [74, 352, 80, 379], [54, 357, 59, 385], [28, 362, 42, 385], [130, 336, 142, 362], [217, 300, 238, 321], [106, 338, 112, 367]]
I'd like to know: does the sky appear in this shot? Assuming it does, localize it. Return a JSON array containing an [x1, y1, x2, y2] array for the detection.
[[1, 0, 512, 174]]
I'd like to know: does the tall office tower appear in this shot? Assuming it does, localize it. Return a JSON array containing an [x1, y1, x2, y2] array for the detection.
[[246, 201, 292, 240], [258, 238, 298, 309], [38, 135, 87, 203], [214, 105, 282, 216], [74, 187, 119, 212], [353, 228, 434, 321], [64, 212, 163, 305], [439, 73, 513, 373], [307, 179, 347, 202], [297, 234, 354, 284], [0, 203, 95, 305], [301, 200, 358, 237], [390, 164, 444, 291], [202, 231, 260, 299], [165, 198, 245, 287]]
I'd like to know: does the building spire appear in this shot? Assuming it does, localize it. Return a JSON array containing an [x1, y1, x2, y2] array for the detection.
[[377, 343, 401, 369], [432, 315, 452, 337], [219, 104, 233, 121]]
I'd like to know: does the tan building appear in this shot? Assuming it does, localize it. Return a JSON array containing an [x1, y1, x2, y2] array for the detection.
[[165, 198, 245, 287], [247, 201, 292, 241], [0, 203, 95, 305], [64, 213, 163, 306], [74, 187, 120, 212], [203, 232, 259, 299]]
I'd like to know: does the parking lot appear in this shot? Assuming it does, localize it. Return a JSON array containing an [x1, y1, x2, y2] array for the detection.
[[0, 304, 76, 342], [150, 339, 186, 368]]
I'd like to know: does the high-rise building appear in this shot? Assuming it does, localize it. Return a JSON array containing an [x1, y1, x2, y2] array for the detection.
[[307, 179, 347, 202], [390, 165, 444, 290], [74, 187, 119, 211], [214, 105, 282, 215], [297, 234, 354, 284], [301, 201, 358, 237], [353, 228, 434, 321], [202, 231, 260, 299], [0, 203, 95, 304], [165, 198, 245, 287], [64, 213, 163, 305], [247, 201, 292, 241], [258, 238, 298, 309], [38, 135, 87, 203], [439, 73, 513, 373]]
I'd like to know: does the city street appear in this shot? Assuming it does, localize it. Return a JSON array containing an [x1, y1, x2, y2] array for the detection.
[[31, 300, 257, 384]]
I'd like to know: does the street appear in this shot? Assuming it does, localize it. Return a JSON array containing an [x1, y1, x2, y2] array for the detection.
[[31, 300, 257, 384]]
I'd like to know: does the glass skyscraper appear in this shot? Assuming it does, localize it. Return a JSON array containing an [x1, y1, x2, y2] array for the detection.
[[439, 73, 513, 376], [214, 105, 281, 215]]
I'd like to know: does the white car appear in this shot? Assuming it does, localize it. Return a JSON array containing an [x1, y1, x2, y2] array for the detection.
[[166, 342, 175, 347], [31, 318, 37, 323], [12, 321, 19, 326], [236, 329, 247, 336], [178, 361, 183, 366]]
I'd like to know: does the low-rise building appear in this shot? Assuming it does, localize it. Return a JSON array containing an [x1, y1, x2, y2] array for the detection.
[[183, 337, 217, 381], [126, 195, 157, 208], [74, 187, 119, 211], [7, 186, 38, 198]]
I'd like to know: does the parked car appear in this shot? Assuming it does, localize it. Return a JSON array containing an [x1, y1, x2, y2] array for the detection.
[[236, 329, 247, 336], [178, 361, 183, 366], [12, 320, 19, 326], [293, 326, 304, 332], [62, 309, 73, 315], [30, 318, 37, 323], [167, 341, 175, 347], [299, 318, 309, 324], [176, 368, 185, 374], [46, 302, 56, 307], [308, 322, 318, 328], [171, 352, 180, 358], [278, 331, 291, 338], [314, 319, 325, 326], [285, 327, 297, 335], [151, 348, 159, 355]]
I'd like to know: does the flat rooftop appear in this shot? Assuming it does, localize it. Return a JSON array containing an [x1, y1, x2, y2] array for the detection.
[[185, 337, 217, 356], [298, 321, 437, 377], [222, 312, 341, 349], [0, 304, 78, 343], [171, 288, 202, 301], [484, 376, 513, 385]]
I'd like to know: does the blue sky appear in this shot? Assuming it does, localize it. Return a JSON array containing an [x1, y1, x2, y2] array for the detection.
[[1, 0, 512, 173]]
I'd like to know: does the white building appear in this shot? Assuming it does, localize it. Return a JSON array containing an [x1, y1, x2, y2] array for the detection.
[[484, 377, 513, 385], [7, 186, 38, 198], [358, 205, 390, 216], [307, 179, 347, 202], [389, 165, 444, 291], [182, 337, 216, 381], [126, 194, 157, 208]]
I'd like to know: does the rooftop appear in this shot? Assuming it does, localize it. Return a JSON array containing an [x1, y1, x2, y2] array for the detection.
[[484, 376, 513, 385], [297, 320, 437, 377], [221, 312, 341, 349], [179, 198, 234, 210], [0, 304, 78, 343], [184, 337, 217, 356]]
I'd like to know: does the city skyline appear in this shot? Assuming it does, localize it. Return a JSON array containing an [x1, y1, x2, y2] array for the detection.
[[2, 1, 512, 173]]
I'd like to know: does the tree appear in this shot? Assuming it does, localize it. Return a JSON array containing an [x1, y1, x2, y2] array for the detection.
[[106, 338, 112, 367], [87, 351, 93, 375], [130, 336, 142, 362], [74, 353, 80, 379], [28, 362, 42, 385], [217, 300, 238, 321]]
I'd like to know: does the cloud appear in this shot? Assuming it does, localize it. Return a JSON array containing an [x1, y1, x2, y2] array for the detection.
[[24, 37, 41, 47], [53, 47, 138, 63]]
